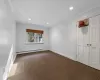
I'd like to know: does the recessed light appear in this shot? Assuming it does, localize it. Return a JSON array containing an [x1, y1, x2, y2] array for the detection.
[[46, 22, 49, 24], [69, 6, 74, 11], [28, 18, 31, 20]]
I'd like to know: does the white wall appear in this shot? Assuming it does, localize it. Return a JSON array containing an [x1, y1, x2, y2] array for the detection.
[[0, 0, 16, 80], [49, 7, 100, 60], [16, 22, 49, 52], [49, 22, 77, 60]]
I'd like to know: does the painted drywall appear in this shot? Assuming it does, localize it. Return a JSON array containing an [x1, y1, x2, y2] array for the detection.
[[16, 22, 49, 52], [49, 7, 100, 60], [49, 22, 77, 60], [0, 0, 16, 80]]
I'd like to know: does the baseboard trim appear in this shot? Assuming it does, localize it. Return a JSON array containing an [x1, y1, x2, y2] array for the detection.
[[16, 49, 49, 54], [50, 50, 76, 61], [8, 53, 17, 73], [3, 53, 17, 80]]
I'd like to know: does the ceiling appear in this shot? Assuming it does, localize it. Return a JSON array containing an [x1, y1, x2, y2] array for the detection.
[[11, 0, 100, 27]]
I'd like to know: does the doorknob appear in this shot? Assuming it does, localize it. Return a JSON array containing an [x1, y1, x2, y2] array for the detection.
[[87, 44, 90, 47], [87, 44, 92, 46], [87, 44, 89, 46]]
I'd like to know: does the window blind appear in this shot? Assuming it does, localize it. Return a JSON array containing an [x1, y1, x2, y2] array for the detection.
[[26, 29, 44, 34]]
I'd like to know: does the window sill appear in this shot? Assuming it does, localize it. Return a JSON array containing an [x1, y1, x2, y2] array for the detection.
[[25, 42, 44, 45]]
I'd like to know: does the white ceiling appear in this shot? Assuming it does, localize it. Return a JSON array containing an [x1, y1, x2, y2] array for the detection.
[[11, 0, 100, 27]]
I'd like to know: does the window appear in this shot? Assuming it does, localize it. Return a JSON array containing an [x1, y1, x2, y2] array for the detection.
[[26, 29, 43, 43]]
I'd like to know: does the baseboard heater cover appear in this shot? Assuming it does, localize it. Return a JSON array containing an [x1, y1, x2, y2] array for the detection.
[[16, 49, 46, 54]]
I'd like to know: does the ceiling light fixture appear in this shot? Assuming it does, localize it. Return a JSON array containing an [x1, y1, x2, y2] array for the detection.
[[46, 22, 49, 24], [69, 6, 74, 11], [28, 18, 31, 20]]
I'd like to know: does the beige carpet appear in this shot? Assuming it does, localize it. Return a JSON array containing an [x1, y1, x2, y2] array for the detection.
[[8, 51, 100, 80]]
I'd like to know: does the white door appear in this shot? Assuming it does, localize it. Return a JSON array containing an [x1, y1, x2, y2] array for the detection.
[[77, 22, 90, 65], [77, 15, 100, 70], [89, 15, 100, 70]]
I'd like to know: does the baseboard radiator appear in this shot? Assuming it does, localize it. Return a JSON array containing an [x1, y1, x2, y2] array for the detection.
[[16, 49, 47, 54]]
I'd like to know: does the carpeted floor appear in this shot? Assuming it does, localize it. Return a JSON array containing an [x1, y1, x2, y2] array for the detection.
[[8, 51, 100, 80]]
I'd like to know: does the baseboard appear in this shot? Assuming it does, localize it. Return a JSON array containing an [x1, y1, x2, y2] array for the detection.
[[50, 50, 76, 61], [3, 53, 17, 80], [16, 49, 49, 54], [8, 53, 17, 74]]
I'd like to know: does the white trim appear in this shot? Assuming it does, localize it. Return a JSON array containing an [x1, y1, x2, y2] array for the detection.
[[16, 49, 49, 54], [9, 54, 17, 74], [3, 54, 16, 80], [3, 44, 17, 80], [25, 42, 44, 45], [50, 50, 75, 61]]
